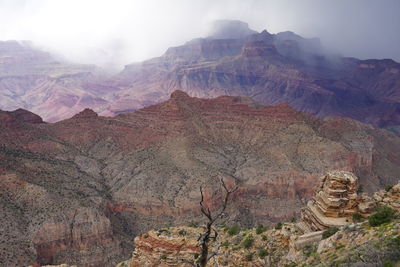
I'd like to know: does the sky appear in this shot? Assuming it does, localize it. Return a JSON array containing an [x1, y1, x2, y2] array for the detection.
[[0, 0, 399, 69]]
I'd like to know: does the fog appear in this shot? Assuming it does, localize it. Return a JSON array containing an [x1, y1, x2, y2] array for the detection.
[[1, 0, 399, 70]]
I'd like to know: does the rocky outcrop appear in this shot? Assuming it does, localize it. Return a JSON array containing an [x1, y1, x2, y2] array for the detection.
[[33, 208, 121, 267], [1, 93, 400, 266], [2, 21, 400, 128], [301, 171, 375, 231], [128, 227, 201, 267], [120, 173, 400, 267], [374, 182, 400, 210]]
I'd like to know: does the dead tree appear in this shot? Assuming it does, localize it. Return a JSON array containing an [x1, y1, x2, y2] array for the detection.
[[196, 178, 238, 267]]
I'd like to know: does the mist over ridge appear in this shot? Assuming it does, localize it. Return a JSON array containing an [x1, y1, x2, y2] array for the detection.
[[0, 0, 399, 70]]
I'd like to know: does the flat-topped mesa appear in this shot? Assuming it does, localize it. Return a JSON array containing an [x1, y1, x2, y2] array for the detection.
[[301, 171, 375, 231], [374, 182, 400, 210]]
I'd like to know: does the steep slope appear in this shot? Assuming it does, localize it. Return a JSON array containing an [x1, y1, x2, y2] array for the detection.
[[0, 40, 116, 122], [104, 20, 400, 129], [0, 92, 400, 266], [1, 21, 400, 127]]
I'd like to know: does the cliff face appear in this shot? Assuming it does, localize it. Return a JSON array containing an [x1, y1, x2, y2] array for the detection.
[[123, 173, 400, 267], [300, 171, 375, 231], [0, 40, 113, 122], [1, 21, 400, 129], [106, 22, 400, 130], [1, 93, 400, 266]]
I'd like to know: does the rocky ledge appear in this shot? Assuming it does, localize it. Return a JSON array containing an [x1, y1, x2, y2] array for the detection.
[[118, 171, 400, 267], [300, 171, 375, 231]]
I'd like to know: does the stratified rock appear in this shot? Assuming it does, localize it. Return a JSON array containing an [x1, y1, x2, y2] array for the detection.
[[374, 182, 400, 210], [301, 171, 374, 231], [129, 227, 200, 267], [1, 93, 400, 266]]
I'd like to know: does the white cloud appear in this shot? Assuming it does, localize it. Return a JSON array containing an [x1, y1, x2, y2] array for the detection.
[[0, 0, 399, 69]]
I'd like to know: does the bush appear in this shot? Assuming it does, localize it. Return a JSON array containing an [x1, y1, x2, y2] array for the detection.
[[188, 221, 198, 227], [383, 261, 394, 267], [244, 253, 253, 261], [357, 185, 364, 194], [256, 224, 266, 234], [322, 227, 339, 239], [352, 212, 363, 222], [275, 222, 283, 230], [290, 217, 297, 223], [242, 235, 254, 249], [261, 234, 268, 241], [258, 249, 268, 258], [385, 185, 394, 192], [221, 241, 230, 248], [227, 225, 240, 236], [160, 254, 167, 260], [178, 229, 187, 236], [368, 206, 396, 227]]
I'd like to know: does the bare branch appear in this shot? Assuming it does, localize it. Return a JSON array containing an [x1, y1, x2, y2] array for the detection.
[[195, 178, 238, 267]]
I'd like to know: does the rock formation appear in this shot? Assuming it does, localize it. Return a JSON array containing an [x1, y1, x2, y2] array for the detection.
[[301, 171, 375, 231], [374, 182, 400, 210], [119, 174, 400, 267], [1, 93, 400, 266], [1, 21, 400, 129]]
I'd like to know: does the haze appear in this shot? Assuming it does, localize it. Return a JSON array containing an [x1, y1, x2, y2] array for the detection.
[[1, 0, 399, 70]]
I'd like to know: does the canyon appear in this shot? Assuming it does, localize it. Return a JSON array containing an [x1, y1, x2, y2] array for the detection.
[[1, 91, 400, 266], [1, 21, 399, 132]]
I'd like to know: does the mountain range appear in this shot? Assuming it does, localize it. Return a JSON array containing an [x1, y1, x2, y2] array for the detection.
[[1, 91, 400, 266], [1, 20, 399, 132]]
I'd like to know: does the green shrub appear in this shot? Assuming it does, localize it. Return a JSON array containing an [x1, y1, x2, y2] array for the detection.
[[188, 221, 198, 228], [244, 253, 253, 261], [322, 227, 339, 239], [290, 217, 297, 223], [261, 234, 268, 241], [160, 254, 167, 260], [242, 235, 254, 249], [383, 261, 394, 267], [256, 224, 266, 234], [178, 229, 187, 236], [368, 206, 396, 227], [258, 249, 268, 258], [221, 241, 230, 248], [385, 185, 394, 192], [357, 185, 364, 194], [275, 222, 283, 230], [227, 225, 240, 236], [352, 212, 363, 222]]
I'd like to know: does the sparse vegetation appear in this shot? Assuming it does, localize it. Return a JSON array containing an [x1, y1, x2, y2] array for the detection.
[[188, 221, 199, 228], [227, 225, 240, 236], [357, 185, 364, 194], [322, 227, 339, 239], [244, 253, 253, 261], [275, 222, 283, 230], [221, 241, 230, 248], [258, 249, 268, 258], [242, 234, 254, 249], [178, 229, 187, 236], [368, 206, 396, 227], [160, 254, 167, 260], [256, 224, 266, 234], [352, 212, 363, 222], [385, 185, 394, 192]]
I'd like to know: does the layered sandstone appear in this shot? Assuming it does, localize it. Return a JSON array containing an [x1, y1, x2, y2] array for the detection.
[[301, 171, 375, 231], [1, 21, 400, 128], [1, 93, 400, 266], [374, 182, 400, 210], [128, 227, 201, 267]]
